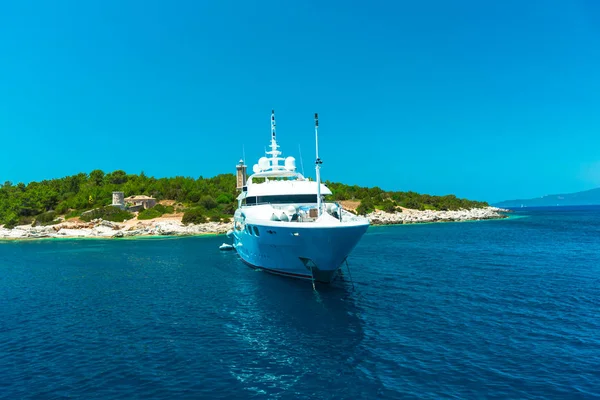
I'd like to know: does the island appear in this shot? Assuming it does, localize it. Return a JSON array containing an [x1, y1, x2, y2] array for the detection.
[[0, 170, 508, 239]]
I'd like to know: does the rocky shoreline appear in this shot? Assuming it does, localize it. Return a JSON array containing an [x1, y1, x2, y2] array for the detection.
[[367, 206, 509, 225], [0, 207, 509, 240], [0, 219, 232, 240]]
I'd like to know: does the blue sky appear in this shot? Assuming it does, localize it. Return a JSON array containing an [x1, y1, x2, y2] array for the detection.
[[1, 0, 599, 202]]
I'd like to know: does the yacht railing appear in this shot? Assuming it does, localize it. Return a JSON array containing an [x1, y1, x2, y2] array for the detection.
[[242, 201, 320, 208], [241, 201, 365, 223]]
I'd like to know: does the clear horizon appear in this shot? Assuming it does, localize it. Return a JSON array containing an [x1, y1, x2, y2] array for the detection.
[[1, 1, 599, 203]]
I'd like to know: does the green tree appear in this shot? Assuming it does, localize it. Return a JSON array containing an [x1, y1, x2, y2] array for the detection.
[[216, 193, 232, 204], [90, 170, 105, 186], [200, 195, 217, 210], [106, 170, 128, 185], [356, 198, 375, 215], [381, 200, 397, 213], [182, 208, 207, 224]]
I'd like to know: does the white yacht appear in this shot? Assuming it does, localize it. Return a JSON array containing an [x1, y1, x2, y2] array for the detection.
[[231, 111, 369, 285]]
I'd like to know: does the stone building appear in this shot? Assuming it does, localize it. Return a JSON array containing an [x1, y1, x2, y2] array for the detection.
[[125, 195, 157, 210]]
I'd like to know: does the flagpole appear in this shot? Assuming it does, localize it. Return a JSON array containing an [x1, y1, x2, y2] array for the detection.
[[315, 113, 323, 216]]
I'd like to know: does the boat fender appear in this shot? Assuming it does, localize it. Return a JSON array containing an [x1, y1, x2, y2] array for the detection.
[[278, 211, 289, 222]]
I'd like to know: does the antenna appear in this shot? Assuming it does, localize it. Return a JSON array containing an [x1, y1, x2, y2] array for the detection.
[[242, 145, 246, 165], [271, 109, 276, 141], [265, 109, 281, 170], [298, 144, 306, 176], [315, 113, 323, 216]]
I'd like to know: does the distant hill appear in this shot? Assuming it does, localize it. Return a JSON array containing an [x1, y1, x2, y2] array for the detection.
[[495, 187, 600, 208]]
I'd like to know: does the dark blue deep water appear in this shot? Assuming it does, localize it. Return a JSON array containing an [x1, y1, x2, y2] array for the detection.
[[1, 207, 600, 399]]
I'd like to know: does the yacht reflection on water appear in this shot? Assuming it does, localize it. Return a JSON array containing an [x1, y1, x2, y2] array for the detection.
[[221, 272, 367, 395]]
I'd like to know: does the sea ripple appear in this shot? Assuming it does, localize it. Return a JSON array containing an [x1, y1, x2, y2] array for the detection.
[[1, 208, 600, 398]]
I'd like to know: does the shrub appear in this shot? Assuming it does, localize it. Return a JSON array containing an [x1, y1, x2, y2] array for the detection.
[[137, 208, 163, 220], [80, 206, 134, 222], [19, 216, 35, 226], [34, 211, 57, 226], [35, 211, 56, 224], [182, 208, 207, 224], [55, 202, 69, 215], [187, 191, 202, 203], [356, 198, 375, 215], [153, 204, 174, 214], [199, 195, 217, 210], [401, 198, 422, 210], [65, 210, 81, 220], [381, 200, 397, 213], [220, 203, 236, 216], [3, 213, 19, 229], [216, 194, 232, 204]]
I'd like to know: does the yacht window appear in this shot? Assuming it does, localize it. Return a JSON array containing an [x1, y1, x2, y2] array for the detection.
[[244, 194, 318, 205], [253, 226, 260, 236]]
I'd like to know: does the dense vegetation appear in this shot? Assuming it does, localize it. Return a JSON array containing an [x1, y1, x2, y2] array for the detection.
[[80, 207, 134, 223], [137, 204, 175, 220], [0, 170, 488, 228], [324, 181, 488, 215], [0, 170, 236, 228], [181, 208, 208, 224]]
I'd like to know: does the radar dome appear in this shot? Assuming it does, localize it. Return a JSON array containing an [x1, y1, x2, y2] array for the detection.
[[258, 157, 270, 170], [252, 164, 260, 174], [285, 156, 296, 171]]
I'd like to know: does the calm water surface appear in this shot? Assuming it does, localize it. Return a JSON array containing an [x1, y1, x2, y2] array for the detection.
[[1, 207, 599, 399]]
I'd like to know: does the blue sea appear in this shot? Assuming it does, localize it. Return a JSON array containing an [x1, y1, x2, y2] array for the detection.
[[1, 206, 599, 399]]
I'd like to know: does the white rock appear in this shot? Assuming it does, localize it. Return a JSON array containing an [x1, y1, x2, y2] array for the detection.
[[366, 206, 508, 225]]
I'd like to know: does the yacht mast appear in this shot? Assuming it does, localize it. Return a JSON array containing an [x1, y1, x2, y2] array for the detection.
[[267, 109, 282, 170], [271, 109, 276, 146], [315, 113, 323, 216]]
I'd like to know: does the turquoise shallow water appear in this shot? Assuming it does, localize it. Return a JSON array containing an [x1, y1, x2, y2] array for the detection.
[[1, 207, 599, 399]]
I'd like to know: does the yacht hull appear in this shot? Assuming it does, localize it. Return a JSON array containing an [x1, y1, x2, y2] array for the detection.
[[233, 222, 368, 283]]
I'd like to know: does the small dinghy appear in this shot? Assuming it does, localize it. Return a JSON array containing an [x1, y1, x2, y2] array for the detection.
[[219, 243, 234, 251]]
